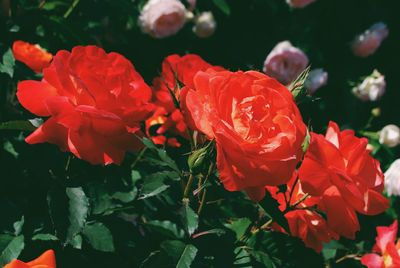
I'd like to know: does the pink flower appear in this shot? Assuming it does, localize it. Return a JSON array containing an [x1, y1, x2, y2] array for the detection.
[[305, 68, 328, 94], [352, 22, 389, 58], [286, 0, 316, 8], [139, 0, 187, 38], [263, 41, 309, 85], [361, 220, 400, 268]]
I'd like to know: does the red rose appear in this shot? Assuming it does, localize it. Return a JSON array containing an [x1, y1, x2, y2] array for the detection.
[[4, 249, 56, 268], [147, 54, 222, 147], [267, 175, 338, 252], [183, 69, 307, 201], [17, 46, 154, 165], [298, 121, 389, 238], [152, 54, 223, 111], [12, 40, 53, 73]]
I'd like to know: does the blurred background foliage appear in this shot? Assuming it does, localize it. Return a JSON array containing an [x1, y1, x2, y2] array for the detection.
[[0, 0, 399, 267]]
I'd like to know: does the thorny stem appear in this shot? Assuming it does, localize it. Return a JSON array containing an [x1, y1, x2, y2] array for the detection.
[[260, 219, 273, 230], [183, 174, 195, 202], [287, 175, 299, 207], [290, 193, 310, 209], [197, 162, 215, 215], [335, 254, 361, 263], [63, 0, 80, 18], [131, 148, 147, 169]]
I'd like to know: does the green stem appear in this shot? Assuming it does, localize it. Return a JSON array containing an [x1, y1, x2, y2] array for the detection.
[[183, 174, 195, 201], [63, 0, 80, 18], [131, 148, 147, 169]]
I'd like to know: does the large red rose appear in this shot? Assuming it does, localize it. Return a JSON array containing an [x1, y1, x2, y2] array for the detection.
[[182, 69, 307, 201], [12, 40, 53, 73], [17, 46, 154, 165], [298, 121, 389, 238]]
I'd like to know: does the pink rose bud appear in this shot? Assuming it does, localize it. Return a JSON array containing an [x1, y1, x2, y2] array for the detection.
[[352, 69, 386, 101], [193, 12, 216, 38], [139, 0, 187, 38], [263, 41, 309, 85], [286, 0, 316, 8], [305, 68, 328, 94], [351, 22, 389, 57]]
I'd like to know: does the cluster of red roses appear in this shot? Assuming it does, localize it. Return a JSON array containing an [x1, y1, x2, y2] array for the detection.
[[14, 43, 388, 253]]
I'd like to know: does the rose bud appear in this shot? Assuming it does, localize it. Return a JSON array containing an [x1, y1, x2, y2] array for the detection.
[[379, 124, 400, 148], [263, 41, 309, 85], [193, 12, 216, 38], [304, 68, 328, 94], [4, 249, 56, 268], [352, 70, 386, 101], [286, 0, 316, 8], [12, 40, 53, 73], [384, 159, 400, 197], [351, 22, 389, 58], [139, 0, 187, 38]]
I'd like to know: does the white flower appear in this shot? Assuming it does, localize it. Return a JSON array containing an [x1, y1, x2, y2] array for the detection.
[[305, 68, 328, 94], [385, 159, 400, 196], [379, 125, 400, 148], [139, 0, 187, 39], [286, 0, 316, 8], [352, 70, 386, 101], [351, 22, 389, 57], [263, 41, 309, 85], [193, 12, 216, 38]]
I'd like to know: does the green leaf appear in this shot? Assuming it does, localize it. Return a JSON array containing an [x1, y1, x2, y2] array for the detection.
[[13, 216, 24, 236], [0, 235, 24, 267], [146, 220, 185, 239], [176, 244, 198, 268], [32, 233, 59, 241], [258, 191, 289, 233], [0, 120, 37, 131], [160, 240, 186, 263], [83, 222, 115, 252], [180, 205, 198, 237], [112, 189, 137, 203], [251, 250, 275, 268], [69, 234, 82, 249], [139, 175, 170, 200], [66, 187, 89, 244], [142, 138, 179, 172], [212, 0, 231, 15], [3, 141, 19, 158], [0, 49, 15, 78], [224, 218, 251, 241], [301, 128, 311, 153]]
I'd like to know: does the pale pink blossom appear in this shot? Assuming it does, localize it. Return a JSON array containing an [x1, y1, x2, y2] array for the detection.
[[351, 22, 389, 57], [139, 0, 187, 38], [263, 41, 309, 85], [385, 159, 400, 196], [286, 0, 316, 8], [193, 12, 216, 38], [305, 68, 328, 94], [352, 70, 386, 101], [379, 125, 400, 148]]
